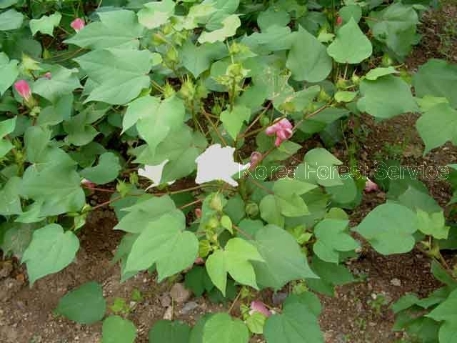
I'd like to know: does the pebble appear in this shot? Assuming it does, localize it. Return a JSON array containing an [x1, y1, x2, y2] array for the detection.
[[163, 306, 173, 320], [181, 301, 199, 315], [272, 292, 288, 306], [170, 283, 192, 303], [159, 293, 171, 307], [0, 262, 13, 279], [390, 278, 402, 287]]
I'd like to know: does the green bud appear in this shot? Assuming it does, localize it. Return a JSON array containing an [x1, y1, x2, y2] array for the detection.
[[317, 89, 331, 102], [245, 202, 259, 218], [166, 48, 178, 63], [381, 54, 394, 67], [206, 217, 220, 230], [336, 78, 347, 90], [179, 78, 195, 100], [162, 82, 176, 98], [260, 115, 270, 127], [351, 73, 360, 86], [209, 194, 224, 212]]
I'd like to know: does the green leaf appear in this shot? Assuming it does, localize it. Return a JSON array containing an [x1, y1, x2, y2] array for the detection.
[[431, 260, 457, 288], [353, 204, 418, 255], [286, 26, 332, 82], [413, 59, 457, 108], [259, 194, 284, 227], [257, 7, 290, 31], [63, 103, 109, 146], [306, 257, 354, 296], [295, 148, 343, 187], [0, 176, 22, 215], [368, 3, 419, 57], [253, 225, 317, 290], [22, 224, 79, 285], [32, 64, 81, 103], [428, 289, 457, 322], [416, 102, 457, 153], [21, 164, 85, 216], [220, 105, 251, 140], [0, 52, 19, 95], [0, 222, 34, 258], [114, 195, 177, 233], [80, 152, 121, 185], [123, 95, 185, 152], [102, 316, 136, 343], [0, 117, 16, 158], [334, 91, 357, 103], [138, 0, 175, 29], [185, 266, 214, 297], [65, 10, 143, 49], [327, 18, 372, 64], [357, 75, 418, 119], [417, 209, 449, 240], [202, 313, 249, 343], [75, 48, 152, 105], [55, 281, 106, 324], [181, 41, 227, 78], [29, 12, 61, 36], [365, 67, 398, 80], [198, 15, 241, 44], [125, 212, 198, 280], [264, 302, 324, 343], [0, 0, 19, 9], [313, 219, 359, 263], [148, 321, 191, 342], [339, 5, 362, 23], [0, 9, 23, 31], [272, 178, 317, 217], [206, 238, 264, 295]]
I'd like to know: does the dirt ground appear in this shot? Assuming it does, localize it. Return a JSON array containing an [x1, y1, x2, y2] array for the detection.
[[1, 3, 457, 343]]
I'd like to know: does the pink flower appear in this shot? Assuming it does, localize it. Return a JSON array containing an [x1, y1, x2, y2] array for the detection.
[[250, 301, 272, 317], [336, 16, 343, 26], [81, 178, 96, 189], [195, 208, 202, 218], [194, 257, 205, 265], [71, 18, 85, 32], [250, 151, 262, 168], [14, 80, 32, 101], [364, 178, 379, 192], [265, 119, 293, 147], [43, 72, 52, 79]]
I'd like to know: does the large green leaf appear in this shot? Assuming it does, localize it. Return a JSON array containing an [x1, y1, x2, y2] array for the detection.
[[295, 148, 343, 187], [368, 3, 419, 57], [286, 26, 332, 82], [114, 195, 177, 233], [427, 289, 457, 343], [65, 10, 144, 49], [0, 9, 23, 31], [353, 204, 418, 255], [198, 15, 241, 44], [148, 320, 191, 343], [357, 75, 418, 119], [313, 219, 359, 263], [22, 224, 79, 285], [0, 117, 16, 158], [0, 176, 22, 215], [55, 281, 106, 324], [220, 105, 250, 140], [80, 152, 121, 185], [138, 0, 175, 29], [413, 59, 457, 108], [102, 316, 136, 343], [125, 212, 198, 280], [74, 48, 152, 105], [253, 225, 317, 290], [21, 164, 85, 216], [180, 41, 227, 78], [29, 12, 61, 36], [327, 18, 372, 64], [272, 178, 317, 217], [0, 52, 19, 95], [206, 238, 264, 295], [32, 64, 81, 103], [202, 313, 249, 343], [416, 102, 457, 153], [264, 302, 324, 343], [123, 95, 185, 153]]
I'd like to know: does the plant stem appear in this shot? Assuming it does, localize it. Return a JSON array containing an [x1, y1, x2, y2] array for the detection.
[[179, 199, 202, 210]]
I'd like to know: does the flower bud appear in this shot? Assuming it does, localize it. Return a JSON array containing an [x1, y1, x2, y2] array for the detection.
[[14, 80, 32, 101], [71, 18, 85, 32]]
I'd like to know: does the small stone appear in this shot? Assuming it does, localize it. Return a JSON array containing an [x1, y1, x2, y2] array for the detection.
[[181, 301, 199, 315], [163, 306, 173, 320], [390, 278, 402, 287], [272, 292, 288, 306], [159, 293, 171, 307], [170, 283, 192, 303], [0, 262, 13, 279]]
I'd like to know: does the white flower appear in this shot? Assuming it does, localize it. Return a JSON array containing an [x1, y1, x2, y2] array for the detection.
[[138, 160, 173, 190], [195, 144, 249, 187]]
